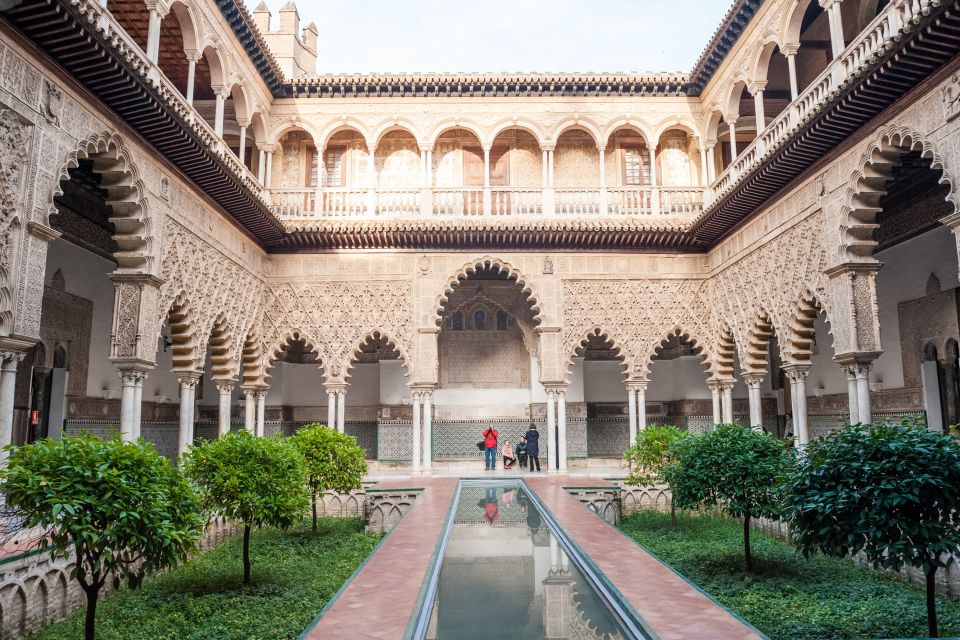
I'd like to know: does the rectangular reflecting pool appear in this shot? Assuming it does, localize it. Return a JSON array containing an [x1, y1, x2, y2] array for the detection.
[[412, 481, 649, 640]]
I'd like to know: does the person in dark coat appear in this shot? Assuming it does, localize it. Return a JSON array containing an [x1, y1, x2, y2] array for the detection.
[[524, 423, 541, 472]]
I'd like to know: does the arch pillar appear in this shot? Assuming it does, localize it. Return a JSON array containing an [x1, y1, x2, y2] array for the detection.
[[117, 366, 151, 441], [324, 381, 349, 433], [784, 365, 811, 446], [215, 380, 236, 437], [824, 262, 882, 356], [835, 356, 879, 424], [707, 380, 722, 425], [176, 371, 201, 458], [743, 373, 765, 430], [241, 384, 257, 433], [626, 380, 648, 444], [0, 340, 30, 459]]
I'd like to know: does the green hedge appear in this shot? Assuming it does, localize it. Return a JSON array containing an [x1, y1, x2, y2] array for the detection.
[[621, 511, 960, 640], [31, 518, 380, 640]]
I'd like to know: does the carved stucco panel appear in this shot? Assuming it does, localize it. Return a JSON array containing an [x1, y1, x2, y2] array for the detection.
[[259, 280, 415, 383]]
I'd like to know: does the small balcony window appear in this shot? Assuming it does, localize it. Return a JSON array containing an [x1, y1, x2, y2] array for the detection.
[[324, 148, 344, 187]]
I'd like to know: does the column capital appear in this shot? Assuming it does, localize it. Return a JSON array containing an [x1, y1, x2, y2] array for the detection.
[[26, 220, 61, 243], [177, 371, 202, 388], [410, 385, 435, 397], [780, 43, 800, 56], [214, 379, 236, 394], [254, 388, 268, 400], [782, 365, 811, 383], [742, 373, 765, 389], [543, 383, 567, 394], [823, 260, 882, 278], [748, 80, 768, 95], [710, 378, 736, 392], [626, 380, 648, 392], [833, 351, 881, 367], [117, 369, 149, 384], [324, 381, 349, 393]]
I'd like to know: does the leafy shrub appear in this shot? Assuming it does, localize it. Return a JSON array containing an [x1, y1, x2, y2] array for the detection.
[[1, 436, 203, 640], [785, 421, 960, 637], [183, 431, 308, 585], [665, 424, 789, 571], [290, 424, 367, 532]]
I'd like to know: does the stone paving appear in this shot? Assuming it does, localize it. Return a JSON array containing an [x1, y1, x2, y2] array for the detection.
[[304, 473, 764, 640]]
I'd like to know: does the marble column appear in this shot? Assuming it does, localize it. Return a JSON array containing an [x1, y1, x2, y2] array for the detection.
[[238, 123, 248, 166], [0, 351, 23, 458], [843, 365, 860, 425], [708, 380, 722, 425], [855, 362, 873, 425], [636, 383, 648, 431], [118, 370, 138, 442], [752, 86, 766, 135], [598, 145, 608, 213], [337, 390, 346, 433], [423, 390, 433, 473], [557, 388, 567, 472], [145, 5, 162, 62], [784, 46, 800, 100], [214, 88, 226, 137], [743, 374, 764, 431], [824, 0, 846, 58], [786, 367, 811, 446], [546, 389, 557, 471], [627, 385, 638, 445], [132, 373, 145, 440], [177, 374, 200, 458], [327, 389, 336, 428], [720, 381, 735, 424], [727, 120, 739, 160], [216, 380, 235, 437], [185, 54, 197, 105], [411, 391, 422, 475], [243, 388, 256, 433], [255, 389, 267, 436]]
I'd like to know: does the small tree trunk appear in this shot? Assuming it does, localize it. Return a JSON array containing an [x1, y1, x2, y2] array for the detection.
[[83, 586, 99, 640], [670, 499, 677, 528], [312, 492, 318, 533], [743, 512, 753, 573], [926, 564, 939, 638], [242, 524, 252, 586]]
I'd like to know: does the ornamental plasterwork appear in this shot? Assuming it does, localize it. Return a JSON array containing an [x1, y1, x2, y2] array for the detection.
[[711, 212, 830, 368], [157, 216, 265, 374], [561, 277, 715, 382], [258, 280, 415, 384], [0, 107, 30, 335]]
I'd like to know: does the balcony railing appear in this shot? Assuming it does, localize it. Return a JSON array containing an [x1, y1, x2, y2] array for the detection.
[[706, 0, 934, 207], [270, 186, 704, 220]]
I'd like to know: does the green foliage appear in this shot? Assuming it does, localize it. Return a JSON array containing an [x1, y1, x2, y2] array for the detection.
[[0, 435, 203, 640], [290, 424, 367, 533], [31, 519, 382, 640], [621, 510, 960, 640], [183, 431, 308, 584], [784, 421, 960, 637], [624, 425, 688, 485], [665, 424, 789, 570]]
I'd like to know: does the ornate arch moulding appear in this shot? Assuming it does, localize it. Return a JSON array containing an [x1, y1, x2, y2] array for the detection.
[[433, 256, 546, 328]]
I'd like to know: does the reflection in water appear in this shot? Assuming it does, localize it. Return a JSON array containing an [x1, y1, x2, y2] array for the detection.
[[426, 485, 627, 640]]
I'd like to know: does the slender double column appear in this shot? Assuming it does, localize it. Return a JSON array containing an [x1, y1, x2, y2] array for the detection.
[[215, 380, 235, 437], [626, 381, 648, 445], [707, 380, 722, 425], [719, 380, 735, 424], [324, 383, 348, 432], [118, 368, 149, 442], [409, 387, 435, 474], [546, 388, 557, 471], [177, 372, 201, 458], [0, 349, 26, 459], [242, 386, 256, 433], [255, 388, 267, 437], [743, 373, 764, 431], [784, 366, 811, 447]]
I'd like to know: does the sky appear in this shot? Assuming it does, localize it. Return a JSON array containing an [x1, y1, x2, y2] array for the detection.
[[249, 0, 734, 74]]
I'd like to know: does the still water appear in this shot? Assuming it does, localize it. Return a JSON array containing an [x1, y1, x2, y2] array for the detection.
[[423, 484, 631, 640]]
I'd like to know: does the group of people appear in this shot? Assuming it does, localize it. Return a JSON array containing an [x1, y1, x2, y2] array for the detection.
[[481, 423, 541, 471]]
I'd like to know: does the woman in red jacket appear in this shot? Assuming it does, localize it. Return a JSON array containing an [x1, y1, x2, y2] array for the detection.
[[482, 425, 498, 470]]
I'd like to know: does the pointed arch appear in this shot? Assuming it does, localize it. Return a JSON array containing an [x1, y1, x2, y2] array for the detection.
[[433, 256, 544, 327], [642, 325, 715, 381], [783, 291, 835, 366], [742, 308, 776, 377], [207, 313, 236, 380], [163, 293, 198, 372], [714, 324, 737, 379], [842, 124, 958, 260], [263, 329, 324, 381], [240, 326, 265, 386], [566, 327, 628, 383], [52, 132, 155, 274], [346, 329, 410, 380]]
